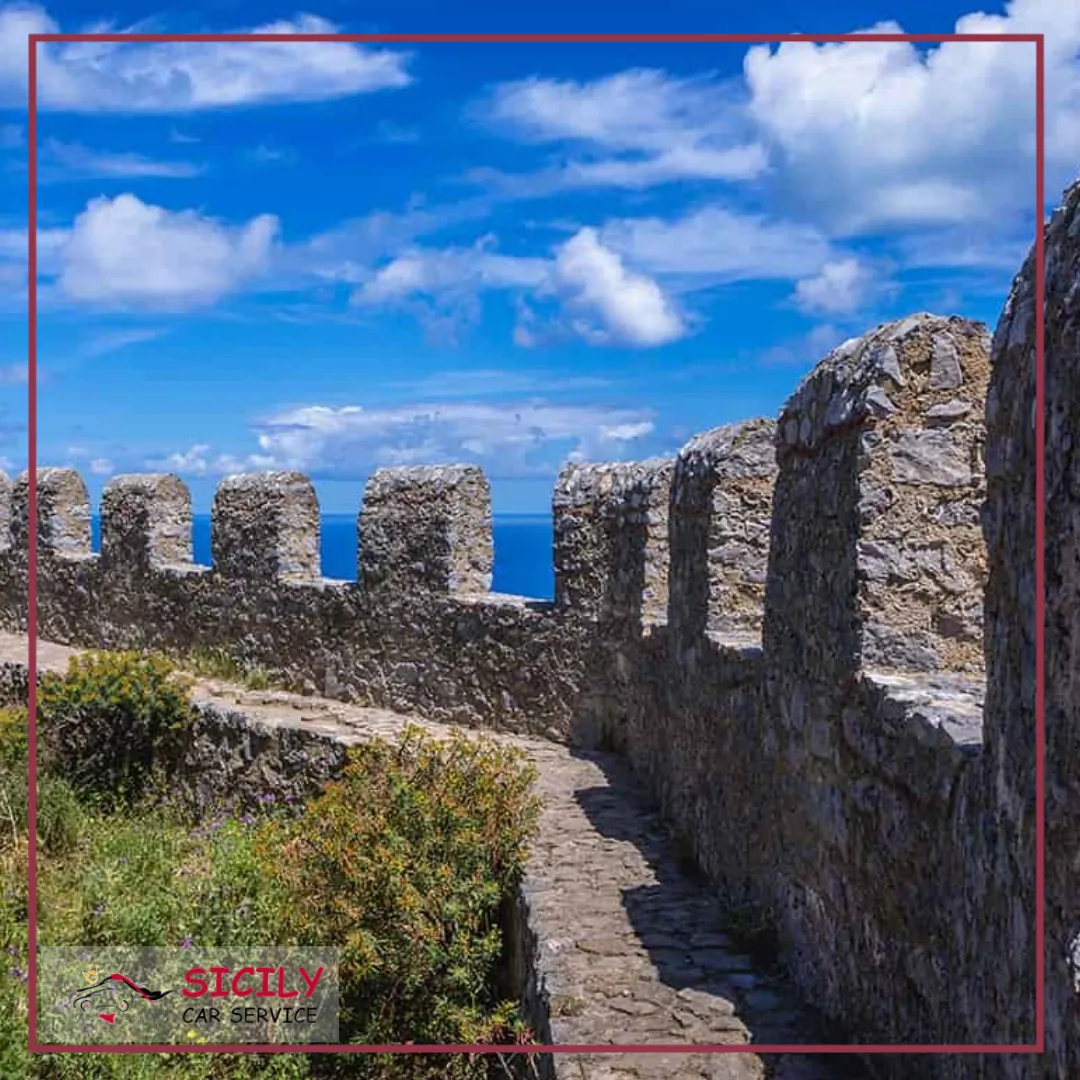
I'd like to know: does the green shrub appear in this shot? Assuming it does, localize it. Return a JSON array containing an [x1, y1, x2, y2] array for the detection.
[[37, 653, 195, 809], [0, 706, 27, 848], [260, 725, 542, 1070], [0, 654, 544, 1079]]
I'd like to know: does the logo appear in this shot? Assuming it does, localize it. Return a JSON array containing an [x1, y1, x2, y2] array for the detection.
[[40, 946, 340, 1045], [66, 969, 174, 1027]]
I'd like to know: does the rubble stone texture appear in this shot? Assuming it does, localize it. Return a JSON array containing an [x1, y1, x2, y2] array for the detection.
[[770, 314, 989, 679], [668, 419, 776, 645], [101, 474, 194, 570], [212, 471, 321, 585], [553, 458, 672, 629], [6, 170, 1073, 1074], [972, 178, 1079, 1079], [359, 465, 493, 595]]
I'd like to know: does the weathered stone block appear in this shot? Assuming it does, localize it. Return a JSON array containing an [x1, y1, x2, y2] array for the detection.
[[211, 472, 320, 584], [767, 314, 989, 679], [100, 474, 193, 571], [668, 419, 776, 646], [359, 465, 492, 594], [13, 467, 91, 560], [553, 458, 672, 629]]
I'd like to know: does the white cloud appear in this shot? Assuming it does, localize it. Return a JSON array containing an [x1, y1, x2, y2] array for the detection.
[[793, 258, 878, 316], [352, 228, 687, 348], [551, 227, 686, 346], [0, 5, 411, 111], [282, 198, 497, 289], [0, 222, 66, 305], [57, 194, 279, 310], [743, 1, 1079, 232], [149, 399, 658, 482], [471, 1, 1077, 271], [81, 327, 167, 358], [354, 237, 549, 306], [599, 205, 834, 282], [479, 69, 766, 191], [41, 139, 204, 180], [148, 443, 212, 475], [88, 457, 114, 476], [351, 237, 550, 343], [0, 223, 66, 268]]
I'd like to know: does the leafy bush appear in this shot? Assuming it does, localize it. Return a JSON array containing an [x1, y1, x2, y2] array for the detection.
[[0, 654, 544, 1080], [260, 725, 542, 1069], [37, 653, 195, 809]]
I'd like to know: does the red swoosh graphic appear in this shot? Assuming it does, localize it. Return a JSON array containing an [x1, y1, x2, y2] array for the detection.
[[107, 974, 171, 1001]]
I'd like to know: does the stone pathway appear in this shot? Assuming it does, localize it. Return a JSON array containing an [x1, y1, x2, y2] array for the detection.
[[4, 634, 867, 1080]]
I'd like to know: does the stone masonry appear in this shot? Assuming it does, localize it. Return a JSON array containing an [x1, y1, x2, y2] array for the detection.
[[3, 177, 1071, 1078], [1, 633, 863, 1080]]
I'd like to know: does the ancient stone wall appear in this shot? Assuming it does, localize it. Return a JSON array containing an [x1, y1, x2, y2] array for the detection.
[[973, 180, 1078, 1079], [2, 202, 1059, 1073]]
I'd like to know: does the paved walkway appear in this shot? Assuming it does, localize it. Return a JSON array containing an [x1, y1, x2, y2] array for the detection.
[[4, 634, 866, 1080]]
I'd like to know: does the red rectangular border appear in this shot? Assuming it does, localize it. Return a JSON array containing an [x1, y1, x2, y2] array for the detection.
[[25, 30, 1046, 1058]]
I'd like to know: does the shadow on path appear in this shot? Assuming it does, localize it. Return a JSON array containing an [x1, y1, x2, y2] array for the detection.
[[571, 746, 870, 1080]]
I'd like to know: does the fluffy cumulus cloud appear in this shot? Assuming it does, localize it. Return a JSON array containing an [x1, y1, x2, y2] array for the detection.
[[743, 0, 1079, 232], [353, 227, 687, 347], [57, 194, 279, 310], [0, 4, 411, 111], [149, 399, 657, 481], [550, 228, 686, 346], [470, 0, 1077, 265]]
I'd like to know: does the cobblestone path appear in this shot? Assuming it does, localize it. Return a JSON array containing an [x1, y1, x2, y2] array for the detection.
[[4, 634, 867, 1080]]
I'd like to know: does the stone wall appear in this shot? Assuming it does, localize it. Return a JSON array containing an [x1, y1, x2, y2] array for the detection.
[[973, 180, 1077, 1079], [3, 182, 1063, 1071]]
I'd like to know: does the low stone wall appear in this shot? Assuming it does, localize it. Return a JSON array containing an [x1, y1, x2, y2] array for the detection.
[[0, 465, 597, 740]]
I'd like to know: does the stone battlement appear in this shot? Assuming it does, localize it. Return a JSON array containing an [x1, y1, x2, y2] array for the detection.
[[2, 249, 1058, 1079], [3, 313, 988, 706]]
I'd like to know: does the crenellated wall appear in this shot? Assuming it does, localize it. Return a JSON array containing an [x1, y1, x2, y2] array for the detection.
[[2, 194, 1060, 1073]]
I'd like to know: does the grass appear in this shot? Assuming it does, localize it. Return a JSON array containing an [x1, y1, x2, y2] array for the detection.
[[0, 648, 545, 1079], [172, 645, 279, 692]]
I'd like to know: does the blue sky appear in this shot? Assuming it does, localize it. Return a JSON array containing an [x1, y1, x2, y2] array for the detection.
[[0, 1, 1075, 515]]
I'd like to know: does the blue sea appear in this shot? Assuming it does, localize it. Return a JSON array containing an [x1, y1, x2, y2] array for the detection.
[[90, 514, 555, 601]]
